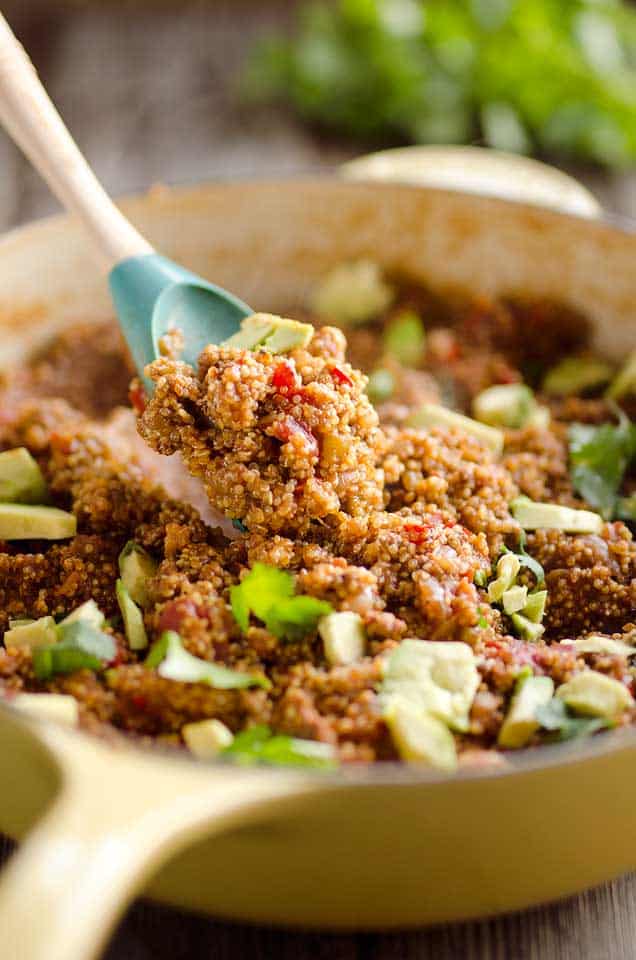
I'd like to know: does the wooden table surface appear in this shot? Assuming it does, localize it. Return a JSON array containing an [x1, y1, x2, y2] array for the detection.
[[2, 4, 636, 958]]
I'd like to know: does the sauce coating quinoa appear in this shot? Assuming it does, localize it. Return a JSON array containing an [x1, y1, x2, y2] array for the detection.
[[1, 266, 635, 769]]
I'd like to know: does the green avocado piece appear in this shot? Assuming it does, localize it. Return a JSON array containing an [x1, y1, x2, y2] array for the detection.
[[522, 590, 547, 624], [383, 310, 426, 367], [0, 448, 48, 504], [472, 383, 537, 429], [406, 402, 504, 457], [116, 579, 148, 651], [318, 611, 366, 666], [60, 599, 105, 630], [4, 616, 58, 650], [510, 496, 603, 534], [222, 313, 313, 354], [118, 541, 157, 608], [502, 584, 528, 615], [263, 316, 313, 353], [556, 671, 634, 718], [543, 356, 613, 396], [0, 503, 76, 540], [222, 314, 275, 349], [384, 697, 458, 771], [606, 349, 636, 400], [511, 613, 545, 643], [487, 553, 520, 603], [498, 674, 554, 748]]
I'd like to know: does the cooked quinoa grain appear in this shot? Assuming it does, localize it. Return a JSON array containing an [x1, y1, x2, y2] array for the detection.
[[1, 273, 635, 768]]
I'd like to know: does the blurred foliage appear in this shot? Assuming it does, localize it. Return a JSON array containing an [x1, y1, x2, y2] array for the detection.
[[244, 0, 636, 167]]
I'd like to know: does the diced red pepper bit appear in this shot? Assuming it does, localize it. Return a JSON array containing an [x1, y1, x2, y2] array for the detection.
[[330, 366, 353, 387], [131, 694, 148, 711], [270, 416, 319, 457], [403, 522, 432, 544], [272, 361, 300, 393], [50, 431, 73, 455], [157, 597, 204, 633], [129, 381, 147, 415]]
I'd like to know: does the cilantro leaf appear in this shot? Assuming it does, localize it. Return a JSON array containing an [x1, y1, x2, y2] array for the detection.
[[222, 724, 338, 769], [536, 697, 609, 742], [568, 411, 636, 519], [33, 621, 116, 680], [145, 631, 270, 690], [230, 563, 332, 641], [244, 0, 636, 169]]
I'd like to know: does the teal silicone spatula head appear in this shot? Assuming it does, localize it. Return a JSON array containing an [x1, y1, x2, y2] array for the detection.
[[0, 13, 252, 392], [109, 254, 252, 389]]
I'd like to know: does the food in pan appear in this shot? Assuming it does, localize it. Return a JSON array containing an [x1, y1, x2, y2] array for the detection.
[[1, 262, 635, 771]]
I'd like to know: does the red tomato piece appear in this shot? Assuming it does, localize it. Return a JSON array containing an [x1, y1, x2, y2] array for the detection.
[[330, 366, 353, 387], [272, 361, 300, 393]]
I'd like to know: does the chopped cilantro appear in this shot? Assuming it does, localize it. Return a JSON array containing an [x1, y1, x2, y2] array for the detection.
[[230, 563, 332, 641], [33, 621, 116, 680], [221, 724, 338, 769], [535, 697, 610, 742], [145, 631, 270, 690], [568, 409, 636, 519], [477, 608, 489, 630]]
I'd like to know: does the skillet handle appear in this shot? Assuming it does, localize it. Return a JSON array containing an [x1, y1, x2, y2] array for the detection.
[[0, 726, 314, 960]]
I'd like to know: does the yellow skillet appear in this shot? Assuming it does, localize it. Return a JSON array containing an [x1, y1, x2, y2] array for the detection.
[[0, 170, 635, 960]]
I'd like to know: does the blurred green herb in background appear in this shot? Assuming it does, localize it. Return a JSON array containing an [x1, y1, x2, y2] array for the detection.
[[244, 0, 636, 167]]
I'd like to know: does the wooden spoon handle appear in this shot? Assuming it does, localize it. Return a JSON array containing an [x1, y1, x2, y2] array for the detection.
[[0, 728, 313, 960], [0, 14, 152, 270]]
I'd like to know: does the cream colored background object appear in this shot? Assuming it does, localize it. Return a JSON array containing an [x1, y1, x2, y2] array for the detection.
[[0, 173, 635, 960], [342, 145, 602, 218]]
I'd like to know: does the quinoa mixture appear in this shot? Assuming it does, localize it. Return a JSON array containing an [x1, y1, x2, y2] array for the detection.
[[1, 261, 636, 771]]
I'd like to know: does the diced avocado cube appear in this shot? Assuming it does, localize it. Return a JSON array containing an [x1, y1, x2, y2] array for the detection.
[[60, 599, 105, 630], [556, 671, 634, 718], [606, 349, 636, 400], [498, 674, 554, 749], [0, 504, 76, 540], [0, 448, 48, 504], [472, 383, 537, 429], [318, 611, 367, 666], [10, 692, 78, 727], [222, 313, 313, 354], [511, 613, 545, 643], [383, 310, 426, 367], [221, 313, 274, 349], [510, 496, 603, 534], [118, 541, 157, 608], [525, 406, 551, 430], [406, 403, 504, 457], [366, 368, 394, 404], [502, 585, 528, 615], [543, 356, 613, 396], [563, 635, 636, 657], [384, 697, 457, 771], [116, 579, 148, 651], [487, 553, 520, 603], [310, 259, 394, 327], [4, 616, 58, 650], [522, 590, 547, 624], [381, 639, 479, 733], [182, 718, 234, 759], [261, 316, 313, 353]]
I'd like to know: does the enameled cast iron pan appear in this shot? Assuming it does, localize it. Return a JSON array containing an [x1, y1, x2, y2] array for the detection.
[[0, 173, 635, 960]]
